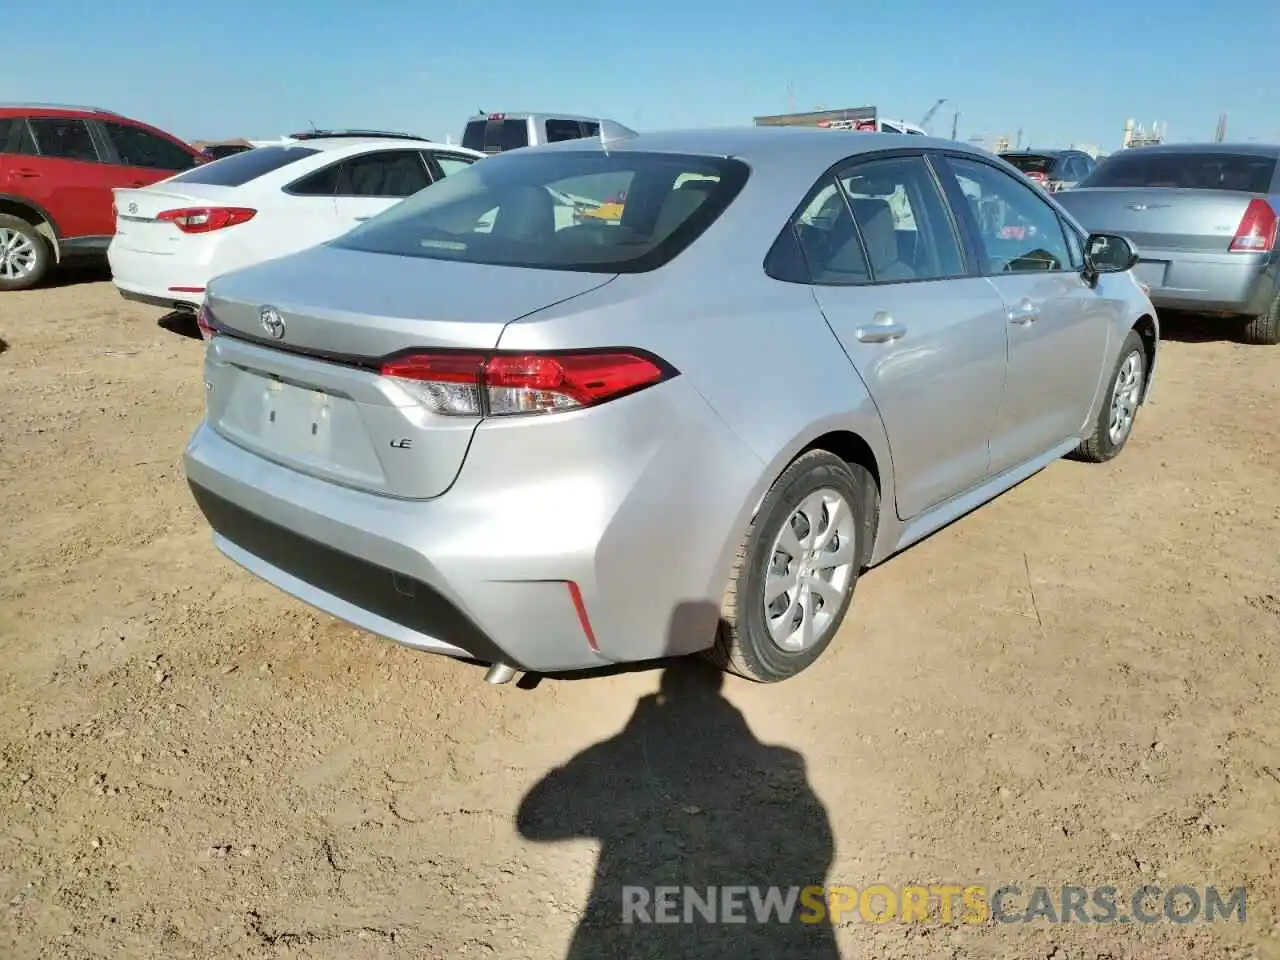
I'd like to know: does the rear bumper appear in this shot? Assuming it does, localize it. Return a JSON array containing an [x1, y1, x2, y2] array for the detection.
[[108, 242, 208, 310], [182, 377, 765, 674], [1137, 249, 1279, 316]]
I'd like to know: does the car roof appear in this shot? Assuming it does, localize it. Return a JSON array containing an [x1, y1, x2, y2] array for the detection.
[[467, 112, 604, 122], [268, 136, 480, 155], [0, 102, 120, 118], [527, 125, 991, 165], [1112, 142, 1280, 158], [1002, 149, 1065, 156]]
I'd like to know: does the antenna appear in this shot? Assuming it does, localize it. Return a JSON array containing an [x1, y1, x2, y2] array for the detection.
[[307, 118, 318, 133]]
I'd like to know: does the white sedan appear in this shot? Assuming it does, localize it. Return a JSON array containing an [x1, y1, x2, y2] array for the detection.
[[108, 132, 485, 311]]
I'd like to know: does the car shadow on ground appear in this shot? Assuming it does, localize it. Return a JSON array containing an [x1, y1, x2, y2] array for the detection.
[[515, 649, 840, 959], [158, 310, 202, 341], [42, 261, 113, 288], [1156, 309, 1254, 344]]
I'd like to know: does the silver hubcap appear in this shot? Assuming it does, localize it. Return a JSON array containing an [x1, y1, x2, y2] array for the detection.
[[0, 228, 38, 281], [1108, 350, 1144, 445], [764, 488, 857, 652]]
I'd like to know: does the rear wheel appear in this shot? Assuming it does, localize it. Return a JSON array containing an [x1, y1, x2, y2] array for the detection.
[[710, 450, 872, 683], [0, 215, 51, 291], [1074, 329, 1146, 463], [1243, 293, 1280, 345]]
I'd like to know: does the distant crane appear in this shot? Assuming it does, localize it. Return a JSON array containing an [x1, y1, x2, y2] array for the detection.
[[919, 98, 947, 132]]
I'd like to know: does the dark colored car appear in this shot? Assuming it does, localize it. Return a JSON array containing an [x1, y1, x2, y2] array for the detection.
[[1000, 149, 1097, 193], [200, 143, 254, 161], [0, 102, 204, 290]]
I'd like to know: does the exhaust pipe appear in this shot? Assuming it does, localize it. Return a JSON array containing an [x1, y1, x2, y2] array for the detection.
[[484, 662, 518, 685]]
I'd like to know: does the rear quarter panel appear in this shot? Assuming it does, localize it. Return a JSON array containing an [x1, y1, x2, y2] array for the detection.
[[497, 153, 896, 607]]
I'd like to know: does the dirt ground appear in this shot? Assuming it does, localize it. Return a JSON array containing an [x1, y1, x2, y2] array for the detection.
[[1, 270, 1278, 960]]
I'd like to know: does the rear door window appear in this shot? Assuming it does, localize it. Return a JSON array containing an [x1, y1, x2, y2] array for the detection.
[[28, 118, 100, 162], [839, 154, 966, 282], [169, 145, 320, 186], [545, 118, 586, 143], [0, 119, 36, 155], [790, 176, 871, 284], [1081, 151, 1277, 192], [335, 150, 431, 198], [100, 121, 198, 171]]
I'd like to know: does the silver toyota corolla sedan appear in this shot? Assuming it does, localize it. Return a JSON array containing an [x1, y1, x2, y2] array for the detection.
[[184, 128, 1159, 684], [1057, 143, 1280, 345]]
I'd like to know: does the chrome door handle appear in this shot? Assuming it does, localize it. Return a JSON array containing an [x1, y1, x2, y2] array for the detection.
[[1008, 301, 1039, 325], [855, 313, 907, 343]]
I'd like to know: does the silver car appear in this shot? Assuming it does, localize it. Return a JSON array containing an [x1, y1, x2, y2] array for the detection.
[[184, 129, 1159, 684], [1056, 143, 1280, 344]]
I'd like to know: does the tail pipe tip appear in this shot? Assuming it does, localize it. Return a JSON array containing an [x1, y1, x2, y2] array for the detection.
[[484, 662, 519, 685]]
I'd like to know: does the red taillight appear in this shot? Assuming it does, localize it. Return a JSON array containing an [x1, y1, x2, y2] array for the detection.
[[1025, 171, 1048, 183], [488, 113, 506, 121], [1229, 199, 1277, 253], [156, 207, 257, 234], [378, 350, 672, 417], [196, 303, 216, 341]]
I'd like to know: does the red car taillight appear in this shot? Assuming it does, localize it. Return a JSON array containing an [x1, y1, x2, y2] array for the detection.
[[156, 207, 257, 234], [1025, 171, 1049, 184], [1229, 198, 1277, 253], [196, 303, 216, 341], [379, 350, 674, 417]]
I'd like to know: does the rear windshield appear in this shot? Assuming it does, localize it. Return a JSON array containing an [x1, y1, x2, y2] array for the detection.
[[332, 150, 750, 273], [1003, 154, 1058, 174], [1081, 151, 1277, 192], [462, 118, 530, 154], [168, 145, 319, 186]]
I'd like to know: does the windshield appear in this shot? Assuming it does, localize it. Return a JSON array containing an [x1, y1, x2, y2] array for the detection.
[[332, 149, 750, 273], [1081, 152, 1277, 192], [1003, 154, 1058, 175]]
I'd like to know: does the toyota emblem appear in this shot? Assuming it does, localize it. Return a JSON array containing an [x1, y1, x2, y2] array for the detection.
[[259, 306, 285, 339]]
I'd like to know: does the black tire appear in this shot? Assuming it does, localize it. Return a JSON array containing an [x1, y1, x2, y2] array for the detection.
[[1074, 329, 1147, 463], [0, 214, 52, 291], [1243, 293, 1280, 346], [709, 450, 875, 683]]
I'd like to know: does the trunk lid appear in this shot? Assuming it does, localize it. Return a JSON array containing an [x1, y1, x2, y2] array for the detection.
[[202, 244, 616, 500], [112, 184, 240, 255], [1056, 187, 1260, 254]]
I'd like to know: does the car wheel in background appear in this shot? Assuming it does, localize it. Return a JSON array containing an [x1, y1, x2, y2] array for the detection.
[[1243, 293, 1280, 346], [711, 450, 873, 683], [0, 215, 51, 292], [1073, 328, 1146, 463]]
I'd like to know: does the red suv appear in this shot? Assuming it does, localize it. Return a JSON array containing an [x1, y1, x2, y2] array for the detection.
[[0, 103, 203, 291]]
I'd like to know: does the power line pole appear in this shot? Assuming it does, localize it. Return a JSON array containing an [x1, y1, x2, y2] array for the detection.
[[951, 111, 959, 140]]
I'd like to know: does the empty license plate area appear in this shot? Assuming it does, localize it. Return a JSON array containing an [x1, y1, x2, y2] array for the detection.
[[212, 367, 386, 486]]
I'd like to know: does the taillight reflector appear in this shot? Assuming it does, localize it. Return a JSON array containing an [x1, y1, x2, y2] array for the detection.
[[1229, 198, 1277, 253], [196, 303, 216, 341], [156, 207, 257, 234], [379, 350, 673, 417]]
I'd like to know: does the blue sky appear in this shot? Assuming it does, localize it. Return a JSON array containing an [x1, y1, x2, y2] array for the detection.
[[5, 0, 1278, 151]]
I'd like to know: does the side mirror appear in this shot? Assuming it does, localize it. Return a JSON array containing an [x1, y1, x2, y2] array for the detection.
[[1082, 233, 1139, 286]]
